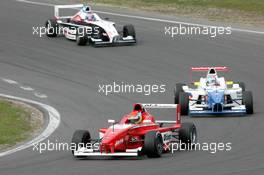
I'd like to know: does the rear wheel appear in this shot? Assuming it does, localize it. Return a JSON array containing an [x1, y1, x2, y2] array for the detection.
[[242, 91, 253, 114], [174, 83, 185, 104], [237, 82, 246, 91], [143, 131, 163, 158], [71, 130, 91, 157], [45, 19, 58, 37], [123, 24, 136, 39], [179, 92, 189, 115], [179, 123, 197, 149]]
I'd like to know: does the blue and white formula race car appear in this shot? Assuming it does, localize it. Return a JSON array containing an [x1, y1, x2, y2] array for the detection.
[[174, 67, 253, 116]]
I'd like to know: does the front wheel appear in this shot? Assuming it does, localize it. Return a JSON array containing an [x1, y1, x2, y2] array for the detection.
[[123, 24, 136, 39], [45, 19, 58, 37], [71, 130, 91, 157], [76, 28, 89, 46]]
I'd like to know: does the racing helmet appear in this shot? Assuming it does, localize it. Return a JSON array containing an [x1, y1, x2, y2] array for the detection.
[[206, 75, 218, 86], [81, 5, 91, 13], [127, 111, 143, 124]]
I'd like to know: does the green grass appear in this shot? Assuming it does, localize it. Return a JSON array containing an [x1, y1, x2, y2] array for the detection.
[[79, 0, 264, 25], [91, 0, 264, 14], [0, 101, 32, 146]]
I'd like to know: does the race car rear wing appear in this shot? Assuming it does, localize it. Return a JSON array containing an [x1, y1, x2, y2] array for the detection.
[[141, 104, 181, 125], [191, 66, 230, 72], [54, 4, 83, 19], [190, 66, 230, 83]]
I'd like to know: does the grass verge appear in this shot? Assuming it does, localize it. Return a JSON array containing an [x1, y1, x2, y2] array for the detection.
[[73, 0, 264, 26], [90, 0, 264, 15], [0, 99, 43, 150]]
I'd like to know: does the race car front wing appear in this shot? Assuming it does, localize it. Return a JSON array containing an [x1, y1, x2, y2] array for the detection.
[[91, 36, 136, 47], [73, 147, 141, 157], [189, 105, 247, 116]]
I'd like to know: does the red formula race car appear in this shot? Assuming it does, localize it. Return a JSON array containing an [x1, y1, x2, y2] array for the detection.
[[71, 103, 197, 158]]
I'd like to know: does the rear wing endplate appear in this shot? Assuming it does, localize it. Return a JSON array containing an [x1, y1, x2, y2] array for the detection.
[[54, 4, 83, 18]]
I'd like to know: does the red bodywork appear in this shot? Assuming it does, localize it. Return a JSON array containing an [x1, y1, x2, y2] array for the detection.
[[98, 103, 181, 154]]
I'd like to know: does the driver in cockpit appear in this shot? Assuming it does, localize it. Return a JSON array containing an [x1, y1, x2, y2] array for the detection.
[[206, 75, 220, 86], [71, 5, 96, 23], [127, 111, 143, 124]]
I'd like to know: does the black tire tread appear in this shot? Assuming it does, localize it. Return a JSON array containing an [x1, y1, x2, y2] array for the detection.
[[123, 24, 136, 38], [179, 92, 189, 115], [45, 19, 58, 37], [179, 122, 197, 145], [237, 82, 246, 91], [71, 130, 91, 152], [242, 91, 254, 114], [143, 131, 163, 158], [76, 28, 88, 46], [174, 83, 185, 104]]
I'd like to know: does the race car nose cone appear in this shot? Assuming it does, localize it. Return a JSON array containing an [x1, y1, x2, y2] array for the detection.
[[208, 91, 224, 104]]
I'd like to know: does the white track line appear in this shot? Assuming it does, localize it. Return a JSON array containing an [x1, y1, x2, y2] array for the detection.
[[17, 0, 53, 6], [0, 94, 60, 157], [34, 92, 48, 99], [16, 0, 264, 35], [20, 86, 35, 91], [1, 77, 47, 99], [2, 78, 18, 85]]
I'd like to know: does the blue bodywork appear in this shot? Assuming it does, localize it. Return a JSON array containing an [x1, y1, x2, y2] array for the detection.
[[207, 90, 224, 108], [189, 89, 246, 116]]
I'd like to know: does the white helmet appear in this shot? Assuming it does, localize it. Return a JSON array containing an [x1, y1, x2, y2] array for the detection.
[[81, 5, 91, 13]]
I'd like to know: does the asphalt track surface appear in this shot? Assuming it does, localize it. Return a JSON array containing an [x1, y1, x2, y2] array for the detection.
[[0, 0, 264, 175]]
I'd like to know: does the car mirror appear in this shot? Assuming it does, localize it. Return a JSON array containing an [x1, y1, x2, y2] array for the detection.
[[108, 119, 115, 124], [104, 17, 110, 20]]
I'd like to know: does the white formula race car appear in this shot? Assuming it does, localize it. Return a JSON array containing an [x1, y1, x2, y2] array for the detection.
[[45, 4, 136, 46], [174, 67, 253, 116]]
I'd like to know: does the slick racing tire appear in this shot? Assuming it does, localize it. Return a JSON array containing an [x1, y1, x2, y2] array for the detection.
[[174, 83, 185, 104], [179, 123, 197, 149], [242, 91, 254, 114], [71, 130, 91, 157], [99, 28, 109, 42], [143, 131, 163, 158], [179, 92, 189, 115], [76, 27, 88, 46], [123, 24, 136, 38], [45, 19, 58, 37], [237, 82, 246, 91]]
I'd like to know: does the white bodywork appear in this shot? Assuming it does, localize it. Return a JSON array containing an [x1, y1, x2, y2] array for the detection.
[[54, 4, 134, 43]]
